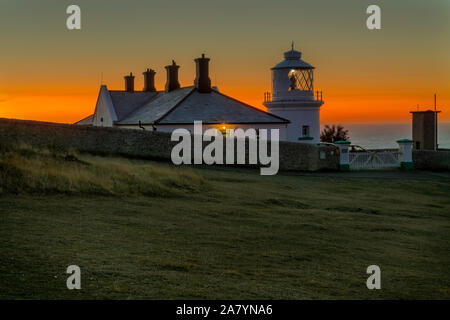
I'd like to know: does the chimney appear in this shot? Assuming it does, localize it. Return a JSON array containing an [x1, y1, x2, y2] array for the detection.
[[194, 54, 211, 93], [124, 72, 135, 92], [143, 68, 156, 92], [165, 60, 180, 92]]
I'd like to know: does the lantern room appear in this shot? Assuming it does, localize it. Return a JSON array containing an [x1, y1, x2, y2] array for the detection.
[[270, 45, 316, 102]]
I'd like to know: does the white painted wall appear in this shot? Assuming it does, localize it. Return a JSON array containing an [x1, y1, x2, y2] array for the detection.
[[266, 105, 321, 143], [92, 85, 117, 127], [118, 123, 287, 141]]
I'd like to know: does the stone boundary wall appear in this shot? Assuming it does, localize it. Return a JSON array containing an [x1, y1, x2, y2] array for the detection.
[[413, 150, 450, 171], [0, 118, 339, 172]]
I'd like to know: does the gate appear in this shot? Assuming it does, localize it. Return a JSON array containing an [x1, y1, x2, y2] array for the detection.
[[349, 151, 401, 170]]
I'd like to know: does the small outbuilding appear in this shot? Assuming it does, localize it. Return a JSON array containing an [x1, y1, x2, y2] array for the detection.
[[410, 110, 440, 150]]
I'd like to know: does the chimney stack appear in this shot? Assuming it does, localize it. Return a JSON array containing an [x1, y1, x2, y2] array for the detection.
[[124, 72, 135, 92], [194, 54, 211, 93], [143, 68, 156, 92], [165, 60, 180, 92]]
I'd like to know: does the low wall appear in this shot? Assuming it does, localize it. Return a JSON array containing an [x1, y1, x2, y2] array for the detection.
[[413, 150, 450, 171], [0, 118, 339, 172]]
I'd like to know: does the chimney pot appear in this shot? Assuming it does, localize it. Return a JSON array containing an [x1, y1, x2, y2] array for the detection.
[[124, 72, 135, 92], [165, 60, 180, 92], [194, 54, 211, 93], [143, 68, 156, 92]]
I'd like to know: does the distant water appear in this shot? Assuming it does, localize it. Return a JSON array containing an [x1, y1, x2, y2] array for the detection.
[[320, 123, 450, 150]]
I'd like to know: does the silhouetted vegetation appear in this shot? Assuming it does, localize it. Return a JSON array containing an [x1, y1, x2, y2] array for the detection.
[[320, 124, 349, 143]]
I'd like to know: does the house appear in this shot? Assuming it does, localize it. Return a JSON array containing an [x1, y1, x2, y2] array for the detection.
[[76, 54, 289, 140]]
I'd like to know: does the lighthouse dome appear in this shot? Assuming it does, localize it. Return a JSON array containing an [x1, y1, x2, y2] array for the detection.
[[284, 49, 301, 60], [272, 49, 314, 70]]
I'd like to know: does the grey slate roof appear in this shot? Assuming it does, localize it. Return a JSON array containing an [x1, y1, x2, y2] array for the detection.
[[158, 90, 288, 124], [118, 87, 194, 125], [116, 87, 288, 125], [109, 91, 158, 120]]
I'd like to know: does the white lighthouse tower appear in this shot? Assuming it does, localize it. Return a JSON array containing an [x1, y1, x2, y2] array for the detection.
[[263, 44, 323, 143]]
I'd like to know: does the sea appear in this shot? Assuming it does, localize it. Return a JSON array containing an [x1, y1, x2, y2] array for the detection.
[[322, 123, 450, 150]]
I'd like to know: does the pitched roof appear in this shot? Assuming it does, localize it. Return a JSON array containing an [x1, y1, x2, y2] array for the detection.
[[117, 87, 194, 125], [109, 91, 158, 121], [74, 114, 94, 125], [158, 89, 289, 124], [117, 87, 289, 125]]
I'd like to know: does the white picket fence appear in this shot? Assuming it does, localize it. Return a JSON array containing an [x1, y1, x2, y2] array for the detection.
[[349, 151, 401, 170]]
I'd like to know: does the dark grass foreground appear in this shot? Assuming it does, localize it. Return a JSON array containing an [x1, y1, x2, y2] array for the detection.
[[0, 145, 449, 299]]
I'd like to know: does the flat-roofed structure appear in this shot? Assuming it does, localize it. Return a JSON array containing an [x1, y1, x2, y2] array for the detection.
[[410, 110, 440, 150]]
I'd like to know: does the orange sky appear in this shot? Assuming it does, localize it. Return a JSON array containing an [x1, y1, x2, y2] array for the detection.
[[0, 0, 449, 124], [1, 75, 448, 125]]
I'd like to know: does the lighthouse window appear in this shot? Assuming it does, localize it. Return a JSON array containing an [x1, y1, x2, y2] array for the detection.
[[288, 69, 314, 91], [288, 70, 297, 91], [302, 125, 310, 137]]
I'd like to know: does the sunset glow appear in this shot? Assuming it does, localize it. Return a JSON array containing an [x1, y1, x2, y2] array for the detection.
[[0, 0, 449, 124]]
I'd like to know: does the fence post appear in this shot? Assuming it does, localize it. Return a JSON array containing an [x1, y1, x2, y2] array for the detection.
[[334, 140, 351, 171], [397, 139, 414, 170]]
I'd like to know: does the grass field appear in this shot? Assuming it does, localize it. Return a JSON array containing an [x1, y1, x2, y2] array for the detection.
[[0, 145, 449, 299]]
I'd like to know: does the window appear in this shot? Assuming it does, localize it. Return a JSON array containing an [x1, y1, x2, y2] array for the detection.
[[416, 141, 421, 150], [302, 125, 310, 137], [218, 126, 228, 137], [287, 68, 314, 91]]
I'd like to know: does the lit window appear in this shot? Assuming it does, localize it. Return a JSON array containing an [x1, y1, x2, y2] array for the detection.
[[219, 125, 227, 136], [288, 70, 297, 91]]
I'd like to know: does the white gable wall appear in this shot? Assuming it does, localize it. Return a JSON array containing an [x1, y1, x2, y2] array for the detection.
[[92, 85, 117, 127]]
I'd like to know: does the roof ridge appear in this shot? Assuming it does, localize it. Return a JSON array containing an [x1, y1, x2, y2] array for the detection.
[[154, 87, 197, 124], [109, 85, 195, 93]]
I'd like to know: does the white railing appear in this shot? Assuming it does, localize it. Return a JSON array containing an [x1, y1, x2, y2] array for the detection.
[[263, 90, 323, 103], [349, 151, 401, 170]]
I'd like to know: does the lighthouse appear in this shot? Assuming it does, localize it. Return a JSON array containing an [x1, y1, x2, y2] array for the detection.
[[263, 45, 323, 143]]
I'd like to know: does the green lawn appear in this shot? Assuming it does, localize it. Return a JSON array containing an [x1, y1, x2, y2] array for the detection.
[[0, 150, 449, 299]]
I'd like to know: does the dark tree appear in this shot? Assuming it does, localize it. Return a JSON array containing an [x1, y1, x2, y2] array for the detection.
[[320, 125, 349, 143]]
